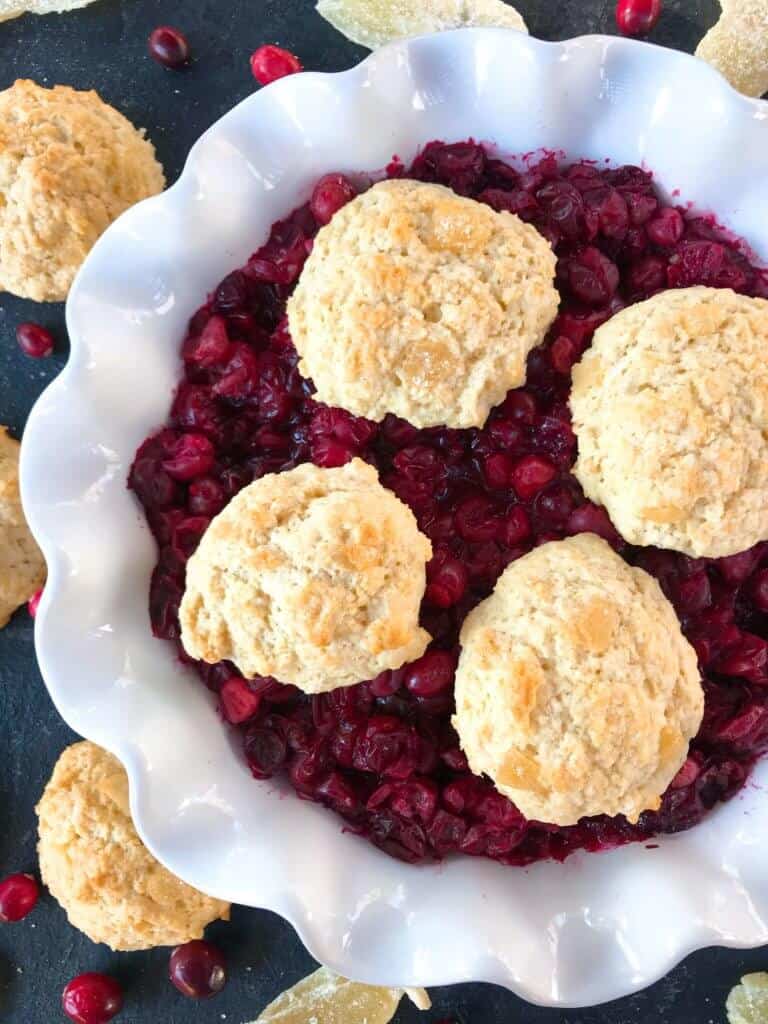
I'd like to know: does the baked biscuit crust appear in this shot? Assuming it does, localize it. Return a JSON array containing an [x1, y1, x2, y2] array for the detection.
[[288, 179, 559, 429], [36, 742, 230, 950], [0, 80, 165, 301], [0, 426, 46, 627], [180, 458, 432, 692], [453, 534, 704, 826], [571, 287, 768, 558]]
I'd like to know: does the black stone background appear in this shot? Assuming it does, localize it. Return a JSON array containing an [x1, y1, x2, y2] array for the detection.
[[0, 1, 765, 1021]]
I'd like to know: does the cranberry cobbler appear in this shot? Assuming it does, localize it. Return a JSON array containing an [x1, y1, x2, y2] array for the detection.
[[130, 141, 768, 866]]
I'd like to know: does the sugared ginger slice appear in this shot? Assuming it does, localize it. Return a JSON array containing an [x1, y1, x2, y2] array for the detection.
[[250, 967, 430, 1022], [696, 0, 768, 97], [316, 0, 527, 50], [727, 973, 768, 1024]]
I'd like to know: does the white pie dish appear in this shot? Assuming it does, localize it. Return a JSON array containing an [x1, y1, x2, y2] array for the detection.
[[20, 28, 768, 1008]]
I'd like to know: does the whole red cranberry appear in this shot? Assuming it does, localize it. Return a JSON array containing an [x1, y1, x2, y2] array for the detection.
[[16, 322, 54, 358], [0, 873, 38, 922], [62, 973, 123, 1024], [148, 26, 190, 68], [616, 0, 662, 36], [311, 174, 357, 225], [250, 45, 303, 85], [28, 588, 43, 618], [169, 940, 227, 999]]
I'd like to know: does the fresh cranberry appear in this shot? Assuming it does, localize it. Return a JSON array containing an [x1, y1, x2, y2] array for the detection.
[[0, 873, 38, 922], [250, 45, 303, 85], [169, 941, 227, 999], [16, 322, 54, 358], [310, 174, 357, 225], [148, 25, 190, 68], [616, 0, 662, 36], [62, 973, 123, 1024], [28, 588, 43, 618]]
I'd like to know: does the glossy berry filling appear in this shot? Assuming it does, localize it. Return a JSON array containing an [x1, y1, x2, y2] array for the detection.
[[130, 141, 768, 866]]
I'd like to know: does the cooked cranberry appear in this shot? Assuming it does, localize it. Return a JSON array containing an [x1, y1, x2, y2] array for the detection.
[[567, 503, 622, 545], [751, 570, 768, 612], [183, 316, 231, 366], [169, 941, 226, 999], [511, 455, 556, 501], [28, 588, 43, 618], [311, 174, 356, 225], [148, 25, 190, 68], [647, 207, 684, 247], [244, 725, 287, 778], [250, 45, 303, 85], [188, 477, 226, 517], [16, 322, 54, 358], [455, 495, 498, 542], [566, 247, 619, 305], [220, 677, 261, 724], [483, 452, 515, 489], [62, 973, 123, 1024], [627, 255, 667, 296], [616, 0, 662, 35], [405, 650, 456, 697], [131, 141, 768, 869], [0, 873, 38, 922], [426, 555, 467, 608], [162, 434, 215, 481]]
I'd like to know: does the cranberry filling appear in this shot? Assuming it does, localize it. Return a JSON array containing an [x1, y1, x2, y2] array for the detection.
[[130, 141, 768, 866]]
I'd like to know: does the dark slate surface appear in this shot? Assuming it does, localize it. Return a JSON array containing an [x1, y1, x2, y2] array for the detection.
[[0, 1, 761, 1021]]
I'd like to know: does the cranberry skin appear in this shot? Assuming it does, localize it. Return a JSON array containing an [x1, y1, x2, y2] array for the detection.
[[169, 940, 227, 999], [404, 650, 456, 697], [61, 973, 123, 1024], [310, 174, 356, 225], [28, 588, 43, 618], [250, 45, 303, 85], [616, 0, 662, 35], [148, 26, 190, 69], [0, 873, 38, 922], [16, 322, 54, 358]]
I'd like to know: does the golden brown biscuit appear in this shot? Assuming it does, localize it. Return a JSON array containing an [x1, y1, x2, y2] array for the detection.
[[453, 535, 704, 826], [0, 80, 165, 301], [288, 179, 558, 429], [180, 458, 432, 692], [571, 287, 768, 558], [316, 0, 527, 50], [0, 426, 46, 628], [0, 0, 101, 22], [696, 1, 768, 97], [37, 742, 230, 951]]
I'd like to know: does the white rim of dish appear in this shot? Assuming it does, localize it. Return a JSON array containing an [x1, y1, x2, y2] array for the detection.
[[20, 29, 768, 1008]]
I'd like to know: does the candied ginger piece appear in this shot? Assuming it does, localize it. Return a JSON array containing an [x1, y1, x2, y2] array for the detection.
[[251, 966, 430, 1023], [316, 0, 526, 50], [696, 0, 768, 97]]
